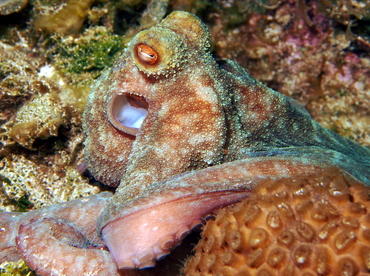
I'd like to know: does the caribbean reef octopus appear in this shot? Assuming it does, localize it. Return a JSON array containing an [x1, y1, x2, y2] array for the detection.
[[1, 11, 370, 275]]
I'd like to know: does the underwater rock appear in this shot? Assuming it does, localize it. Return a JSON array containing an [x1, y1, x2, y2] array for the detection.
[[2, 93, 67, 149], [34, 0, 95, 34], [0, 0, 28, 15], [0, 42, 42, 126], [209, 0, 370, 147]]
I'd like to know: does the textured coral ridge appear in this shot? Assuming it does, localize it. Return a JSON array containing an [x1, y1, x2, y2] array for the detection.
[[82, 10, 370, 271], [185, 170, 370, 275]]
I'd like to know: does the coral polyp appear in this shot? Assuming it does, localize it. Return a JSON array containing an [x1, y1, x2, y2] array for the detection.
[[185, 170, 370, 275]]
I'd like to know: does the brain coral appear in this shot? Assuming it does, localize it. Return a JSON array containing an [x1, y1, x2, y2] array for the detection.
[[184, 168, 370, 275]]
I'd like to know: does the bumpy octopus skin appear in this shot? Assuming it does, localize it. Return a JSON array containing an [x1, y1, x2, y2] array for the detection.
[[0, 11, 370, 275], [0, 192, 123, 275], [83, 10, 370, 269]]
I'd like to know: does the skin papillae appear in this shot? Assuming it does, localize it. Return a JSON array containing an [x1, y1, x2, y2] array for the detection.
[[0, 11, 370, 276]]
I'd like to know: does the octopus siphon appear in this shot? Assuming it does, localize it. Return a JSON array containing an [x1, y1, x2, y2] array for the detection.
[[1, 11, 370, 275]]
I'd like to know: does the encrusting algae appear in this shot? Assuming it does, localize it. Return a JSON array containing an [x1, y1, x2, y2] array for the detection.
[[34, 0, 94, 34], [210, 0, 370, 147], [0, 0, 129, 212], [2, 93, 68, 149]]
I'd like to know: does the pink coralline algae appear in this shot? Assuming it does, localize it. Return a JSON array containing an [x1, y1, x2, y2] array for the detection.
[[1, 11, 370, 275]]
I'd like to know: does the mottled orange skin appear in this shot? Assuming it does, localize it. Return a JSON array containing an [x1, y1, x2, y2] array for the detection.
[[82, 11, 370, 269]]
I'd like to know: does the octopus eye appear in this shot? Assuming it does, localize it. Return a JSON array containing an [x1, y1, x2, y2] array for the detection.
[[108, 93, 149, 136], [137, 44, 158, 65]]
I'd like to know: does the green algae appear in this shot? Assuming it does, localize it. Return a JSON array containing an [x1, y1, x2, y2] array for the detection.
[[51, 26, 125, 80], [0, 175, 32, 212], [0, 260, 35, 276]]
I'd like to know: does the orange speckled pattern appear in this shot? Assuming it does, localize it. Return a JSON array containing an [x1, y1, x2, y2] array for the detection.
[[184, 170, 370, 275], [82, 11, 370, 270]]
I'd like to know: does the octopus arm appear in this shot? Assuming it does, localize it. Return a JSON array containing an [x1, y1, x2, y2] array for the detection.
[[0, 192, 117, 275], [98, 147, 358, 269], [0, 212, 23, 263], [16, 218, 122, 276]]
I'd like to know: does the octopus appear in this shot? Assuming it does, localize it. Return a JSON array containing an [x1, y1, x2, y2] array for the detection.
[[1, 11, 370, 275]]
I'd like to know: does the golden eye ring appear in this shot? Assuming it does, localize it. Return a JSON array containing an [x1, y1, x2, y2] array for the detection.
[[137, 44, 158, 65]]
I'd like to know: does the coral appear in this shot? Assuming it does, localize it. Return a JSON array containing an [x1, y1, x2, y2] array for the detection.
[[0, 43, 43, 125], [184, 170, 370, 275], [0, 36, 92, 149], [32, 0, 170, 38], [216, 0, 281, 27], [138, 0, 169, 30], [111, 0, 170, 38], [309, 53, 370, 145], [317, 0, 370, 23], [0, 61, 91, 150], [0, 44, 97, 213], [0, 1, 123, 274], [0, 8, 105, 216]]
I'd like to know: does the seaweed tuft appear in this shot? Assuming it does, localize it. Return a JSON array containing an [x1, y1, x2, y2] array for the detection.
[[51, 26, 125, 80]]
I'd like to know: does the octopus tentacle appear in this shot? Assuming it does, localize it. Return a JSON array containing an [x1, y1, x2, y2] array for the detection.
[[99, 148, 359, 268], [16, 218, 121, 276], [0, 212, 23, 263], [81, 11, 370, 271], [0, 192, 113, 273]]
